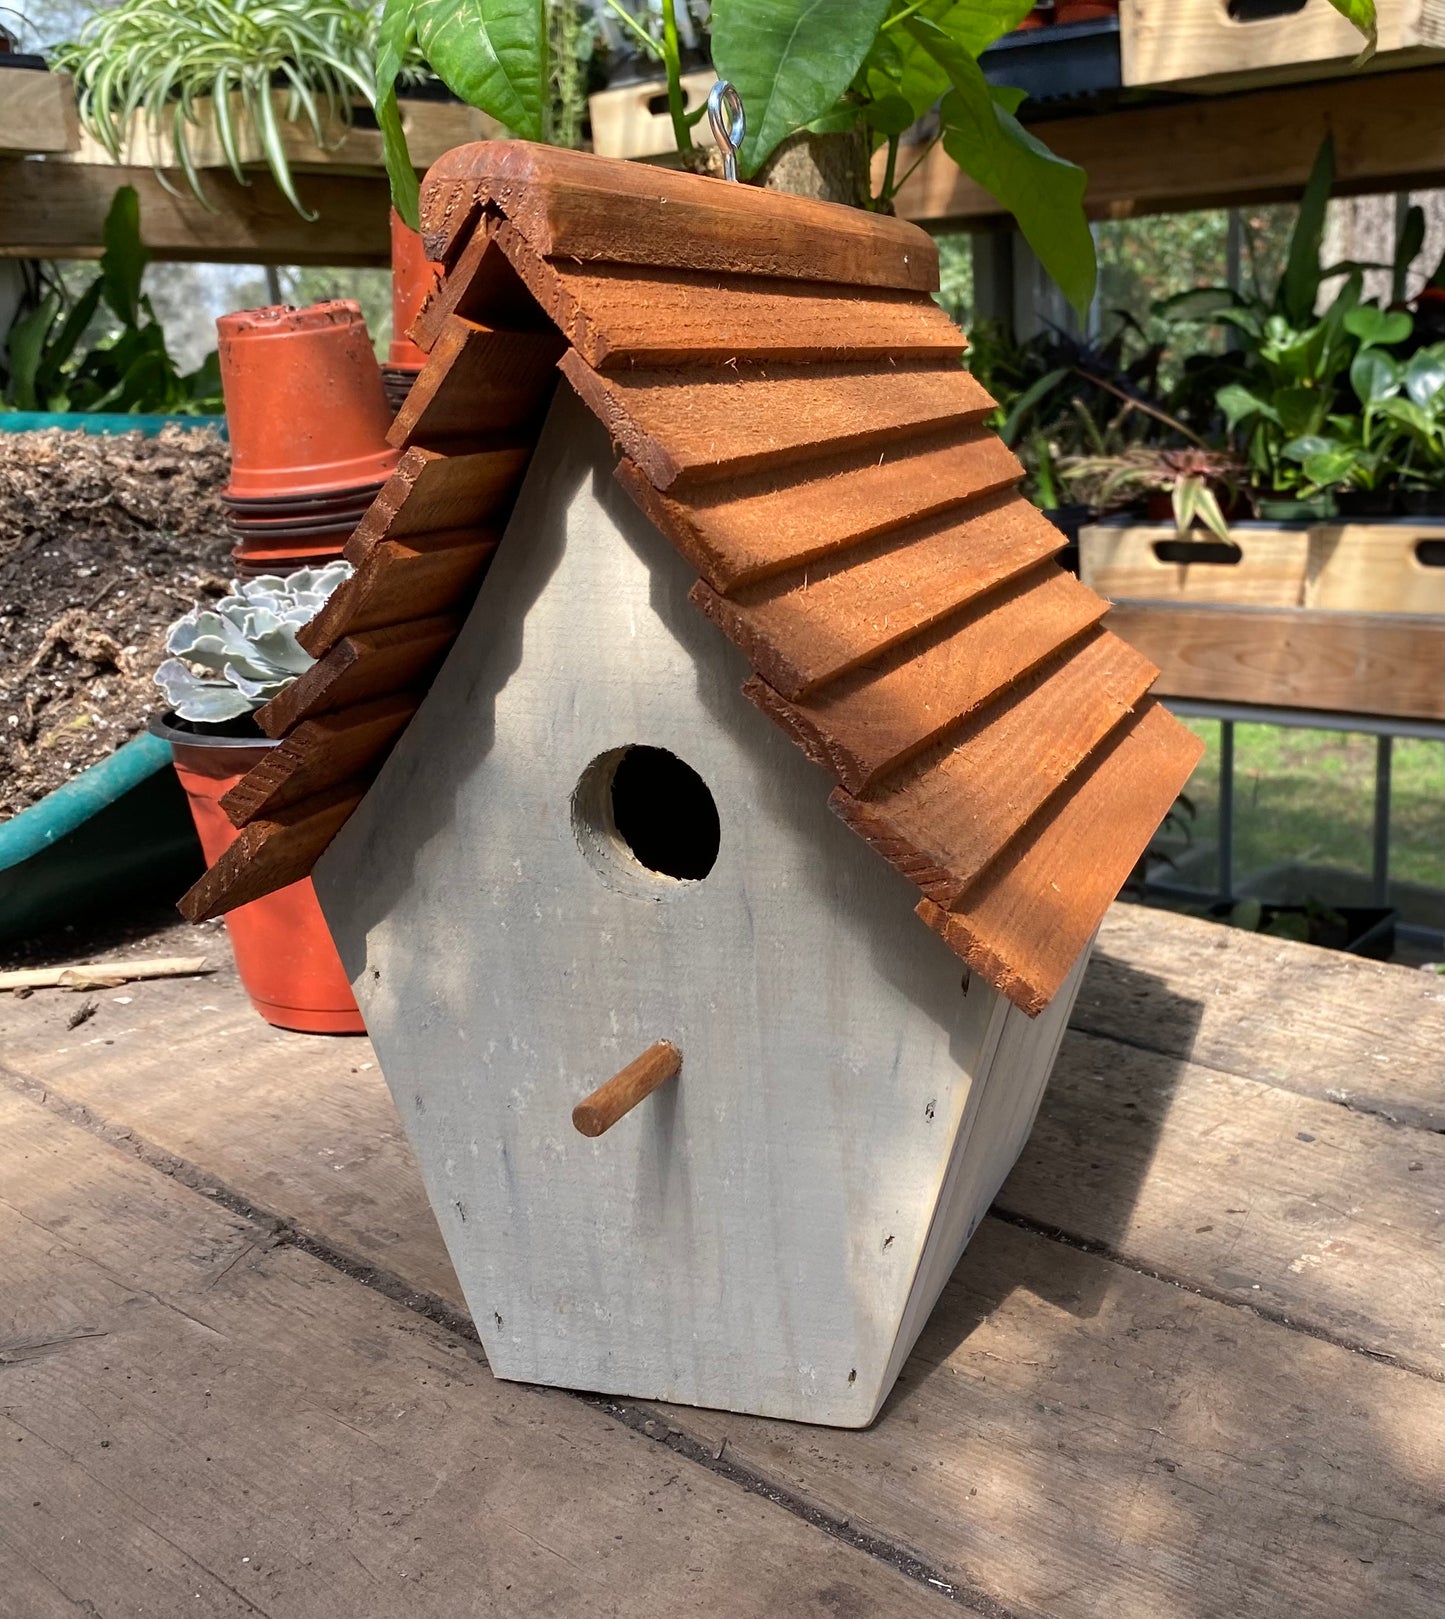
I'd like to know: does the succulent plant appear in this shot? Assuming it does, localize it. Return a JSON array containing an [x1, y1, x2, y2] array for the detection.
[[154, 561, 352, 724]]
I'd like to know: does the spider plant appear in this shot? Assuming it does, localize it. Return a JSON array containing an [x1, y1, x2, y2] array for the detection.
[[55, 0, 378, 219]]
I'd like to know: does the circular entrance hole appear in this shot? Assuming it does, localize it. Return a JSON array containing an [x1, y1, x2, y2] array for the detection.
[[573, 745, 720, 889]]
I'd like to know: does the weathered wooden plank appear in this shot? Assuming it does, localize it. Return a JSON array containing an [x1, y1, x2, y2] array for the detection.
[[219, 695, 418, 826], [888, 68, 1445, 227], [690, 497, 1070, 699], [1003, 1024, 1445, 1371], [1107, 601, 1445, 720], [919, 702, 1205, 1013], [347, 443, 532, 553], [675, 1216, 1444, 1619], [388, 315, 565, 451], [0, 159, 392, 265], [615, 427, 1025, 594], [533, 259, 966, 370], [178, 783, 363, 922], [0, 1090, 940, 1619], [743, 566, 1110, 794], [299, 536, 497, 658], [4, 919, 1439, 1619], [831, 627, 1158, 907], [421, 138, 939, 291], [1082, 903, 1445, 1130], [410, 217, 548, 350], [258, 614, 461, 736], [559, 351, 996, 490]]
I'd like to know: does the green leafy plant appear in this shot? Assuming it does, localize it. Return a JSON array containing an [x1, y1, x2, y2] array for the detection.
[[55, 0, 378, 219], [375, 0, 1377, 316], [154, 562, 353, 723], [1, 187, 221, 414]]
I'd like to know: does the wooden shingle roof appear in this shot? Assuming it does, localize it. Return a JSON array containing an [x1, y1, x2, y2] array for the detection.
[[181, 141, 1203, 1015]]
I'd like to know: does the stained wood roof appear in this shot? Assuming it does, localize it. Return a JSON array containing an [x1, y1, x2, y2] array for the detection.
[[181, 140, 1203, 1016]]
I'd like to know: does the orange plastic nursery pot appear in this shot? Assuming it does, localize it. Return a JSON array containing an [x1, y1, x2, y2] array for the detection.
[[149, 714, 364, 1035], [388, 208, 440, 371], [217, 301, 398, 499]]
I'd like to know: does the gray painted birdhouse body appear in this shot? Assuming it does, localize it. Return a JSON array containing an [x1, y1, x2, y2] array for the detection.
[[314, 394, 1086, 1426]]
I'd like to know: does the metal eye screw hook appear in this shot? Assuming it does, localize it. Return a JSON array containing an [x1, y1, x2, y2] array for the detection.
[[707, 80, 746, 183]]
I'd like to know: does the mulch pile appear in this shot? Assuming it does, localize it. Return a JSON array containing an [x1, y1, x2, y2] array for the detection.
[[0, 427, 233, 820]]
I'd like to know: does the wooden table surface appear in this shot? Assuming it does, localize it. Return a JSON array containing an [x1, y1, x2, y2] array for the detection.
[[2, 902, 1441, 1618]]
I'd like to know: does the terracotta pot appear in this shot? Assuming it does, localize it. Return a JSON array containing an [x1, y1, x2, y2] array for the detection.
[[150, 714, 364, 1034], [1053, 0, 1118, 19], [388, 208, 440, 370], [217, 301, 398, 499]]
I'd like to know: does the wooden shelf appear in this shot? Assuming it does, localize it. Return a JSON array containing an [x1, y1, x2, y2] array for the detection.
[[1108, 601, 1445, 721], [885, 65, 1445, 226], [0, 159, 392, 264]]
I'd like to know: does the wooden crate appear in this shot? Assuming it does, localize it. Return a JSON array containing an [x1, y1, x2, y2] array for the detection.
[[1305, 520, 1445, 615], [1108, 602, 1445, 720], [0, 67, 78, 156], [1079, 521, 1310, 607], [588, 70, 716, 160], [67, 92, 498, 175], [1120, 0, 1444, 91]]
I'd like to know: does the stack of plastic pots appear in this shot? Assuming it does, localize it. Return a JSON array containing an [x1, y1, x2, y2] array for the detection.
[[217, 300, 398, 578], [382, 209, 442, 413]]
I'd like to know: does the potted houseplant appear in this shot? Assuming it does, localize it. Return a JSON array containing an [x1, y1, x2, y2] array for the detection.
[[149, 562, 365, 1035]]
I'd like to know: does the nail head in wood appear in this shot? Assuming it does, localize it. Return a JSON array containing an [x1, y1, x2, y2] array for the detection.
[[572, 1041, 682, 1138]]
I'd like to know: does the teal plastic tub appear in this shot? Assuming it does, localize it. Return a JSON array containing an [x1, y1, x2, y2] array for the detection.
[[0, 733, 203, 947], [0, 412, 226, 437]]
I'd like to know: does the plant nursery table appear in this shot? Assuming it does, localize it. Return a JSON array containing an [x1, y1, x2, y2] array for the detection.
[[0, 901, 1440, 1618]]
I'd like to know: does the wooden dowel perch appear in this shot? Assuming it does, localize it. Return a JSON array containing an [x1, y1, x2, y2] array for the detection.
[[572, 1041, 681, 1137]]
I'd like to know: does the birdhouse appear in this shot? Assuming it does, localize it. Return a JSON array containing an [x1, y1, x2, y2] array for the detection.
[[185, 143, 1203, 1427]]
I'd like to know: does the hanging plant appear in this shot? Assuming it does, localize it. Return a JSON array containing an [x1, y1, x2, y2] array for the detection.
[[55, 0, 380, 219]]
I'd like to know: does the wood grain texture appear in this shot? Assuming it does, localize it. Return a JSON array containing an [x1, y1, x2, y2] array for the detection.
[[889, 68, 1445, 227], [410, 217, 548, 351], [1107, 601, 1445, 719], [917, 701, 1205, 1013], [1305, 521, 1445, 615], [1079, 521, 1310, 607], [178, 782, 363, 922], [559, 350, 996, 490], [690, 493, 1067, 699], [4, 900, 1439, 1619], [258, 615, 461, 737], [615, 427, 1023, 594], [0, 1089, 937, 1619], [572, 1041, 682, 1137], [347, 443, 532, 553], [420, 138, 939, 290], [1082, 903, 1445, 1131], [0, 66, 78, 155], [743, 564, 1111, 794], [219, 695, 418, 826], [537, 261, 965, 370], [0, 158, 392, 265], [1120, 0, 1436, 90], [831, 627, 1158, 908], [1005, 1023, 1444, 1371], [298, 536, 497, 658], [388, 315, 565, 450]]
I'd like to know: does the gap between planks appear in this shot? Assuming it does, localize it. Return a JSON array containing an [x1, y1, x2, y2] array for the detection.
[[0, 1062, 1004, 1617], [5, 1053, 1436, 1388]]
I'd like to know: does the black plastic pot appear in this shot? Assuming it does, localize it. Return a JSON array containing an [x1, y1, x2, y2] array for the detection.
[[1400, 489, 1445, 518], [1209, 901, 1397, 960], [1333, 489, 1400, 519]]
